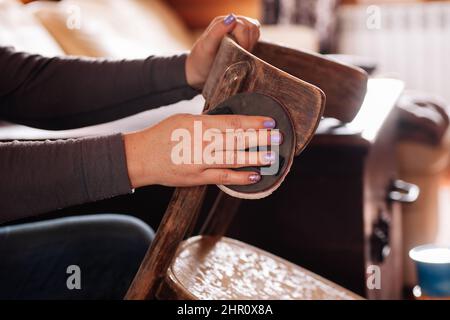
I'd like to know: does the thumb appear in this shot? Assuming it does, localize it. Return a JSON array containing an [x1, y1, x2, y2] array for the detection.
[[203, 14, 237, 53]]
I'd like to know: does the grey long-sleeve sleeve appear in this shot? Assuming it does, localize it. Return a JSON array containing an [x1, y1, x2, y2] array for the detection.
[[0, 47, 199, 223]]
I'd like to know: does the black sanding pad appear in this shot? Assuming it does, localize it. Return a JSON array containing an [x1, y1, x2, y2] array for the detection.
[[207, 92, 295, 199]]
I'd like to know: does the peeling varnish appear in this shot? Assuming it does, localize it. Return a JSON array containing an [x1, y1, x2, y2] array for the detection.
[[169, 236, 359, 300]]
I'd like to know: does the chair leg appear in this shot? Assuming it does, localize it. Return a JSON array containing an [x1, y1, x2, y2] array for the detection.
[[125, 186, 207, 300], [200, 191, 242, 237]]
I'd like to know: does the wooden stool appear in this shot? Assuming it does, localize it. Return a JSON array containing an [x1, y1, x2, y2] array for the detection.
[[125, 37, 367, 300]]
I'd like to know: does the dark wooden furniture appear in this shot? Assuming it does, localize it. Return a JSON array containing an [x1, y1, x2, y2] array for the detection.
[[125, 37, 368, 300], [227, 79, 417, 300]]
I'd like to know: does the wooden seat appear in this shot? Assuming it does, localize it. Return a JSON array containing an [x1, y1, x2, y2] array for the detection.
[[158, 236, 360, 300]]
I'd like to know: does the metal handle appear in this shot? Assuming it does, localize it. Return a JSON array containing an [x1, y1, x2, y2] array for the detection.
[[388, 179, 420, 203], [370, 214, 391, 263]]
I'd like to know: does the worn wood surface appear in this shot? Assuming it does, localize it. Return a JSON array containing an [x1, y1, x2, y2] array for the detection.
[[253, 41, 368, 123], [226, 79, 405, 299], [159, 236, 362, 300], [125, 186, 207, 300], [203, 36, 326, 156], [165, 0, 262, 29], [125, 36, 367, 300]]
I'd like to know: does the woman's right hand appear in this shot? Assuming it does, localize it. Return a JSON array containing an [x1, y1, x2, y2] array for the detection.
[[123, 113, 283, 188]]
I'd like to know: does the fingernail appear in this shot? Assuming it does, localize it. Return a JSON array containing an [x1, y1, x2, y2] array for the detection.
[[263, 119, 276, 129], [249, 173, 261, 183], [270, 132, 283, 145], [224, 13, 236, 26], [264, 151, 276, 163]]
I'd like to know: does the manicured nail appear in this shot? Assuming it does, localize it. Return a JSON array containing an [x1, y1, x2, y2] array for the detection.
[[270, 132, 283, 145], [224, 13, 236, 26], [263, 119, 276, 129], [249, 173, 261, 183], [264, 151, 276, 163]]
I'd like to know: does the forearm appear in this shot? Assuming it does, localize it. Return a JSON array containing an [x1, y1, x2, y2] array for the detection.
[[0, 134, 132, 223], [0, 47, 198, 129]]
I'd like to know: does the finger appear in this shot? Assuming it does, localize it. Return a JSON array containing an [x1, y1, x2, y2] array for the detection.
[[217, 129, 283, 150], [249, 26, 260, 51], [237, 16, 261, 50], [200, 169, 261, 185], [231, 18, 252, 50], [203, 150, 277, 169], [201, 115, 276, 131], [203, 14, 237, 54], [202, 129, 282, 152], [243, 130, 283, 149], [238, 16, 261, 29]]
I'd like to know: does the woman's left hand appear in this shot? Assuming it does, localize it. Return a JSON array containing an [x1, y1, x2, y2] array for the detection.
[[185, 14, 261, 89]]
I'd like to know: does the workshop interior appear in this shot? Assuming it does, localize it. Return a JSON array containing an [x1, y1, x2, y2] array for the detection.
[[1, 0, 450, 302]]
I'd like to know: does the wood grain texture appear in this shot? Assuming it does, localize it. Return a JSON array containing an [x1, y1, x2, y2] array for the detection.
[[125, 36, 367, 300], [253, 41, 368, 123], [125, 186, 207, 300], [201, 36, 326, 199], [225, 79, 405, 299], [203, 36, 325, 156], [159, 236, 362, 300]]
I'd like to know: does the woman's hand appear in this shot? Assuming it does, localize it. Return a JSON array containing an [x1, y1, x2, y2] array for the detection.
[[185, 14, 261, 89], [123, 114, 282, 188], [124, 15, 268, 189]]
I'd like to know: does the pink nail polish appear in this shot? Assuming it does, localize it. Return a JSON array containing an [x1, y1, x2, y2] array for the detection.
[[224, 14, 236, 26], [270, 132, 283, 144], [263, 119, 276, 129], [264, 152, 276, 163], [249, 174, 261, 183]]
